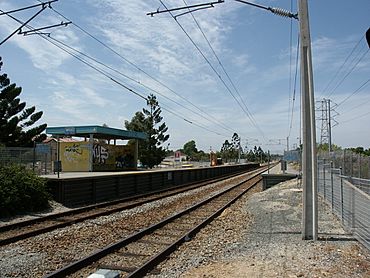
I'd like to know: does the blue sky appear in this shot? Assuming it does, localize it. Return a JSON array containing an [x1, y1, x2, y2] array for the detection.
[[0, 0, 369, 154]]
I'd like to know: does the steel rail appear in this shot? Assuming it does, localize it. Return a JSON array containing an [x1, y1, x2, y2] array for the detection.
[[44, 167, 266, 278], [129, 175, 262, 277], [0, 167, 260, 246]]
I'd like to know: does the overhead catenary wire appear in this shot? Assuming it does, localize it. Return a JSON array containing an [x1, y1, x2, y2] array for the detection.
[[160, 103, 229, 137], [147, 0, 224, 17], [288, 35, 300, 138], [181, 0, 261, 138], [0, 0, 57, 16], [287, 0, 293, 137], [339, 93, 370, 115], [321, 36, 364, 95], [46, 35, 237, 135], [0, 4, 47, 45], [327, 47, 369, 98], [339, 110, 370, 124], [336, 78, 370, 107], [287, 16, 292, 134], [157, 0, 266, 140], [2, 11, 230, 139], [47, 5, 235, 135], [48, 37, 229, 138], [234, 0, 298, 19]]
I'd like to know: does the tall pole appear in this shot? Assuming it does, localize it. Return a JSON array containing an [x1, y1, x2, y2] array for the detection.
[[299, 0, 318, 240], [238, 137, 241, 163], [287, 136, 289, 152], [57, 135, 60, 178], [327, 99, 332, 153]]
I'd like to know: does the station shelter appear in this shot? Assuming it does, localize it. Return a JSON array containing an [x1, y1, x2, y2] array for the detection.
[[45, 125, 147, 172]]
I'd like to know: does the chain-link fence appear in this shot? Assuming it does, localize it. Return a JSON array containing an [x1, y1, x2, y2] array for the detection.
[[0, 144, 54, 175], [319, 149, 370, 179], [318, 155, 370, 251]]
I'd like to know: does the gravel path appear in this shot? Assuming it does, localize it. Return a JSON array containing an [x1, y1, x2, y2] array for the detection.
[[149, 178, 370, 278]]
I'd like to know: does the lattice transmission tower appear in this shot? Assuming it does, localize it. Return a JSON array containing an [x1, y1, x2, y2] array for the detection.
[[316, 99, 338, 152]]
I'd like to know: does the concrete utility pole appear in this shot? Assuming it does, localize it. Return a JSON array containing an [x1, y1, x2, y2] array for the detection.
[[327, 99, 332, 153], [299, 0, 318, 240], [286, 136, 289, 152]]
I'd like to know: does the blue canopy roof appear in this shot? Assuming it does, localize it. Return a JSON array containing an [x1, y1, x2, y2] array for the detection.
[[46, 125, 147, 140]]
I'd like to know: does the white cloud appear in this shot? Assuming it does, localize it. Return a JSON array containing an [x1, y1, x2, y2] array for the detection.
[[0, 3, 81, 71], [88, 0, 244, 91]]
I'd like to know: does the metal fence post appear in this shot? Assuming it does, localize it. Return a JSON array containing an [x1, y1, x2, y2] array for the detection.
[[339, 167, 344, 224], [358, 153, 362, 179], [351, 187, 355, 231], [350, 151, 353, 177], [323, 159, 326, 199], [343, 149, 346, 176], [44, 152, 47, 175], [330, 160, 334, 211]]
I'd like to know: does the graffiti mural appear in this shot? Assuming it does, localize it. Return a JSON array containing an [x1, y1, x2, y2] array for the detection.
[[93, 144, 109, 164], [58, 142, 136, 172], [60, 142, 89, 171], [93, 143, 135, 171]]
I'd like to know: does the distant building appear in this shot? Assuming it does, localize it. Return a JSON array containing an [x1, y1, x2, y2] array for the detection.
[[160, 151, 187, 167]]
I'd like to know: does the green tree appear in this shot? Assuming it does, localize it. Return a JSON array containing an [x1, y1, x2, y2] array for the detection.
[[125, 94, 169, 168], [193, 150, 209, 161], [347, 146, 370, 157], [317, 143, 342, 153], [231, 132, 242, 161], [245, 145, 269, 163], [246, 149, 256, 162], [183, 140, 198, 160], [0, 57, 46, 147], [220, 139, 233, 162], [220, 133, 241, 162]]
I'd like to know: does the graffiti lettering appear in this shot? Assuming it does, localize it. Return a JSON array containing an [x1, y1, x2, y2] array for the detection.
[[64, 143, 83, 162], [93, 144, 109, 164], [65, 144, 83, 155]]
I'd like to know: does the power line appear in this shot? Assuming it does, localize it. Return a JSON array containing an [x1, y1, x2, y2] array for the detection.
[[147, 0, 224, 17], [47, 36, 229, 137], [327, 47, 369, 97], [46, 35, 236, 135], [2, 11, 231, 139], [287, 0, 294, 137], [337, 78, 370, 107], [287, 0, 293, 135], [47, 5, 235, 135], [181, 0, 261, 137], [0, 1, 70, 45], [182, 0, 261, 138], [339, 110, 370, 124], [48, 39, 230, 137], [0, 4, 47, 45], [340, 95, 370, 116], [234, 0, 298, 19], [157, 0, 266, 139], [160, 103, 229, 137], [288, 34, 300, 138], [321, 37, 364, 95]]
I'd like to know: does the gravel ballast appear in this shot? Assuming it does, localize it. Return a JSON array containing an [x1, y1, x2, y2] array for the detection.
[[149, 178, 370, 278], [0, 171, 258, 277]]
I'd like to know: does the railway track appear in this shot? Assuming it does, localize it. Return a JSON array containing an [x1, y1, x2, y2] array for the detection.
[[44, 167, 265, 278], [0, 167, 260, 246]]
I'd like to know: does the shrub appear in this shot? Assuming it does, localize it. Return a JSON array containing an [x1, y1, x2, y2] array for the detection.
[[0, 164, 50, 217]]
